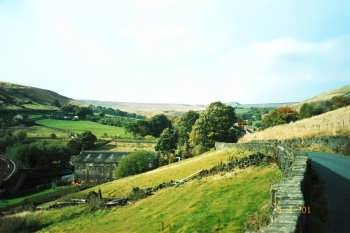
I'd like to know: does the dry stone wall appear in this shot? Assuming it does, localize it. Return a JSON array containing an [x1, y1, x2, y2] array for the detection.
[[215, 142, 310, 233]]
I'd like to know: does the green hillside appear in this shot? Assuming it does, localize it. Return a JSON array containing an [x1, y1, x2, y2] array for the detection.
[[1, 164, 281, 233], [0, 81, 73, 111]]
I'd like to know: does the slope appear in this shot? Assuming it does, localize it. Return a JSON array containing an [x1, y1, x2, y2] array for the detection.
[[240, 106, 350, 142], [1, 165, 281, 233], [0, 81, 73, 111], [291, 85, 350, 110]]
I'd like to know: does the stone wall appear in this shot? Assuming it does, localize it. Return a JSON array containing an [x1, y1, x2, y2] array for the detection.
[[215, 142, 309, 233]]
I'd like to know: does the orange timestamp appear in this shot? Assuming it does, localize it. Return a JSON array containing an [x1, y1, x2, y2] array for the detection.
[[275, 205, 311, 214]]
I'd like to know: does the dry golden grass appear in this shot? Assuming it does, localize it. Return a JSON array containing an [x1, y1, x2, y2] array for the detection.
[[240, 106, 350, 142], [291, 85, 350, 110]]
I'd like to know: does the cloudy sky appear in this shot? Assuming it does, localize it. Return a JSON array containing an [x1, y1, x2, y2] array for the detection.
[[0, 0, 349, 104]]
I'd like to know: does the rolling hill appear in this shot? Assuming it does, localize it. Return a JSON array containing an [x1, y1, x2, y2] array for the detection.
[[80, 99, 206, 117], [0, 82, 73, 111], [291, 85, 350, 110]]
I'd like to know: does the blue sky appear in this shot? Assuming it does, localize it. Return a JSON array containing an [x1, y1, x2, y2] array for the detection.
[[0, 0, 349, 104]]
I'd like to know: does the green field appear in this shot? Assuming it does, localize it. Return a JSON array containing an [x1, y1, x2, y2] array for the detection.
[[0, 165, 280, 233], [36, 119, 133, 138]]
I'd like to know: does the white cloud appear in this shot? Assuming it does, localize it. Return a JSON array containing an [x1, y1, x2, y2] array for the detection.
[[1, 1, 349, 104]]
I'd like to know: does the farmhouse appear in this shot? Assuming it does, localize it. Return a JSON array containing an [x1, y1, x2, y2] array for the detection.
[[72, 151, 128, 183]]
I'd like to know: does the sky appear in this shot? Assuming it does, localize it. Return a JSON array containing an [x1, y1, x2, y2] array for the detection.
[[0, 0, 349, 105]]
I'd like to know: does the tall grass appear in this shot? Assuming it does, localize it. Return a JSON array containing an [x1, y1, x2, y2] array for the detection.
[[240, 106, 350, 142]]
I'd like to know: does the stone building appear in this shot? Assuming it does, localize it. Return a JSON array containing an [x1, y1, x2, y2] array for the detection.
[[72, 151, 128, 183]]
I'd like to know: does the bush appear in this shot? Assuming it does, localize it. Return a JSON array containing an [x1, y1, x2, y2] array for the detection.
[[262, 107, 298, 128], [116, 151, 159, 178]]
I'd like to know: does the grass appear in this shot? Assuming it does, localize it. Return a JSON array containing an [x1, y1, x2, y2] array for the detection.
[[0, 186, 77, 210], [240, 106, 350, 142], [36, 119, 133, 138], [3, 165, 281, 233], [67, 148, 252, 198]]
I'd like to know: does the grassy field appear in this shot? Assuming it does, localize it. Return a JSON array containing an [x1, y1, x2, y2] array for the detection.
[[0, 186, 76, 210], [36, 119, 133, 138], [1, 165, 281, 233], [240, 106, 350, 142], [67, 148, 252, 198]]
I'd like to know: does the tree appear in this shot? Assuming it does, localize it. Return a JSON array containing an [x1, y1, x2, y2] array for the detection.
[[6, 141, 70, 169], [175, 111, 199, 158], [148, 114, 172, 137], [116, 151, 159, 178], [299, 103, 315, 119], [189, 102, 239, 152], [67, 131, 97, 154], [261, 107, 298, 128], [155, 127, 178, 164], [127, 120, 151, 137], [80, 131, 97, 149], [53, 99, 61, 108], [76, 106, 93, 119]]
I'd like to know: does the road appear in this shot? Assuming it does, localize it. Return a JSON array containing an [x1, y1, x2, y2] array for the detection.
[[307, 152, 350, 233]]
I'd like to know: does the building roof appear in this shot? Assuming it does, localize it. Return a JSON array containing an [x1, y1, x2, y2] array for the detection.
[[72, 151, 128, 164]]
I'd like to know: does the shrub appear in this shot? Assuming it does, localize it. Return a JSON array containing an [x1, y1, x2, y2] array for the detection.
[[262, 107, 298, 129], [116, 151, 159, 178]]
